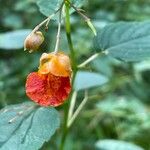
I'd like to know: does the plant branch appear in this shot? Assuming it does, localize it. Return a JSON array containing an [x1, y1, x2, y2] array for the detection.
[[67, 91, 78, 121], [54, 6, 63, 54], [67, 90, 88, 128], [66, 0, 89, 21], [65, 3, 77, 71], [60, 1, 77, 149], [78, 53, 100, 68], [65, 0, 97, 35]]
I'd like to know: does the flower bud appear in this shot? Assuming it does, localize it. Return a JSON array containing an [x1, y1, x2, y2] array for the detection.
[[24, 31, 44, 53]]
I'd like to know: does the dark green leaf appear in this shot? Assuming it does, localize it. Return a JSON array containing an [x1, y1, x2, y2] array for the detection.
[[0, 30, 31, 50], [95, 139, 144, 150], [74, 71, 108, 91], [36, 0, 85, 17], [36, 0, 62, 17], [96, 96, 146, 116], [0, 102, 60, 150], [94, 22, 150, 61], [92, 56, 113, 77]]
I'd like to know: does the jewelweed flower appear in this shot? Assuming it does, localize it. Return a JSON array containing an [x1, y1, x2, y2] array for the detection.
[[26, 52, 72, 107], [39, 52, 72, 77]]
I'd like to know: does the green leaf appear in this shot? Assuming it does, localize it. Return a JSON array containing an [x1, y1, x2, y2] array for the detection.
[[95, 139, 144, 150], [74, 71, 108, 91], [92, 56, 113, 78], [0, 102, 60, 150], [0, 29, 31, 50], [36, 0, 62, 17], [96, 96, 146, 116], [36, 0, 85, 17], [94, 22, 150, 61]]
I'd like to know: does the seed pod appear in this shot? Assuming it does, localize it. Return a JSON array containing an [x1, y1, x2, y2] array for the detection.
[[24, 31, 44, 53]]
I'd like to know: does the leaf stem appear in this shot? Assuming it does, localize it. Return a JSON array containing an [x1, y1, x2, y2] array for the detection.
[[67, 91, 88, 128], [78, 53, 100, 68], [66, 0, 89, 21], [54, 6, 63, 54], [67, 91, 78, 121], [65, 1, 77, 72], [60, 1, 77, 150], [65, 0, 97, 35]]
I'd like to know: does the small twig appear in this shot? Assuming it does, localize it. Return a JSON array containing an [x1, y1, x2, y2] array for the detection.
[[65, 0, 89, 21], [77, 8, 86, 13], [45, 15, 54, 30], [31, 15, 54, 34], [65, 0, 97, 35], [68, 91, 78, 121], [54, 5, 63, 54], [67, 90, 88, 128], [78, 53, 100, 68]]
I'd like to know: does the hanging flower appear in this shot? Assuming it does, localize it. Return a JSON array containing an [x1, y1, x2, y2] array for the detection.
[[26, 52, 72, 107], [39, 52, 72, 77]]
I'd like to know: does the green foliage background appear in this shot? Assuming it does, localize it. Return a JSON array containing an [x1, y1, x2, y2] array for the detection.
[[0, 0, 150, 150]]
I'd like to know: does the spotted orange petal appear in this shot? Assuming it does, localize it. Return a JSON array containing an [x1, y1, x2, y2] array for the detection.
[[26, 72, 71, 107], [38, 52, 72, 77]]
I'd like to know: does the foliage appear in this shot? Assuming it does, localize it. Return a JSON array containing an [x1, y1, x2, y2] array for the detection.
[[74, 71, 108, 91], [0, 102, 60, 150], [0, 30, 31, 50], [95, 139, 144, 150], [94, 22, 150, 61]]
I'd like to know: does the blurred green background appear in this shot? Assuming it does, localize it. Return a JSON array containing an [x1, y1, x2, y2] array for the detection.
[[0, 0, 150, 150]]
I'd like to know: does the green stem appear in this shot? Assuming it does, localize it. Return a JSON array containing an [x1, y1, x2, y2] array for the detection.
[[60, 1, 77, 150], [65, 1, 77, 72]]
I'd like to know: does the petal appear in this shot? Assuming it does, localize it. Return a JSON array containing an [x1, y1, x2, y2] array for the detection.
[[26, 72, 71, 107], [39, 52, 72, 77]]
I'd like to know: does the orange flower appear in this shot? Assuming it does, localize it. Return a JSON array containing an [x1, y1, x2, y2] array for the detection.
[[39, 52, 72, 77], [26, 52, 72, 107]]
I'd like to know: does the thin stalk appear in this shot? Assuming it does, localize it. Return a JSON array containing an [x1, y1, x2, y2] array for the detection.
[[65, 0, 97, 35], [67, 91, 88, 128], [31, 16, 53, 33], [78, 53, 100, 68], [65, 1, 77, 72], [54, 7, 62, 54], [60, 1, 77, 150], [66, 0, 89, 21], [68, 91, 78, 121]]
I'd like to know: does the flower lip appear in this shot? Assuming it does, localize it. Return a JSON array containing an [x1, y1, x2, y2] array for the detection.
[[38, 52, 72, 77], [26, 72, 71, 107]]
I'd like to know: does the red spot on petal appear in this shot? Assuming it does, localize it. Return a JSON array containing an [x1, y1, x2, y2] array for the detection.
[[26, 72, 71, 107]]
